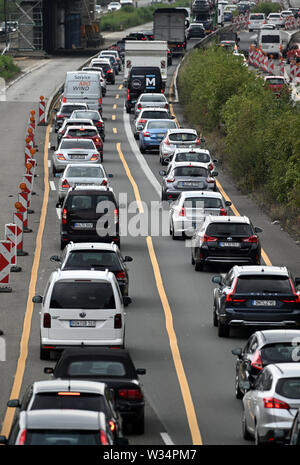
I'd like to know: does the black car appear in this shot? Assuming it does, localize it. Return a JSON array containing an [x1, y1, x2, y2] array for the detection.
[[59, 186, 120, 250], [232, 329, 300, 399], [44, 348, 146, 434], [126, 66, 164, 114], [125, 32, 147, 41], [54, 103, 88, 132], [187, 23, 206, 39], [93, 62, 115, 84], [143, 30, 154, 40], [167, 48, 173, 66], [191, 215, 262, 272], [212, 265, 300, 337]]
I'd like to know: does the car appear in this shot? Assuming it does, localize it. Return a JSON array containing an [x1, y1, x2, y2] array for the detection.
[[134, 93, 169, 118], [232, 329, 300, 399], [267, 13, 284, 28], [139, 119, 178, 153], [107, 2, 121, 11], [1, 409, 115, 445], [264, 76, 286, 95], [90, 59, 115, 84], [44, 347, 146, 434], [187, 23, 206, 39], [232, 51, 247, 66], [169, 191, 231, 240], [33, 268, 127, 359], [125, 31, 147, 41], [143, 30, 154, 40], [286, 42, 300, 63], [81, 66, 107, 97], [59, 185, 120, 249], [160, 162, 218, 201], [248, 13, 266, 31], [242, 364, 300, 444], [99, 54, 119, 75], [133, 107, 172, 139], [120, 0, 134, 6], [219, 40, 237, 51], [159, 129, 202, 164], [212, 264, 300, 337], [50, 241, 133, 298], [57, 163, 112, 202], [280, 10, 293, 20], [70, 109, 105, 141], [166, 148, 216, 171], [191, 216, 263, 274], [99, 50, 122, 72], [258, 23, 276, 31], [52, 138, 101, 176], [54, 103, 88, 132], [126, 66, 164, 113], [56, 118, 95, 147], [223, 11, 233, 22], [116, 40, 125, 62], [6, 379, 126, 443], [62, 125, 103, 160], [289, 8, 300, 19]]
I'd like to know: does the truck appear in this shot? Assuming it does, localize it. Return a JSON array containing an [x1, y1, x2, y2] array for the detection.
[[124, 40, 168, 86], [153, 8, 187, 54]]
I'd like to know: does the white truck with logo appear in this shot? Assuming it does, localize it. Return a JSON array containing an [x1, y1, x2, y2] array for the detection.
[[124, 40, 168, 87]]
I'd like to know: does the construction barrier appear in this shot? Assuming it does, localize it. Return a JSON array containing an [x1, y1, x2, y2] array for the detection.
[[269, 56, 274, 75], [0, 240, 12, 292], [39, 96, 46, 126], [13, 211, 28, 257], [290, 60, 296, 82], [280, 58, 285, 77], [5, 224, 21, 272]]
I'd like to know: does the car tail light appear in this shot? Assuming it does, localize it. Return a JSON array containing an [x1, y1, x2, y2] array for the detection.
[[100, 430, 109, 445], [90, 154, 99, 161], [164, 103, 169, 109], [18, 429, 27, 445], [114, 208, 118, 224], [63, 97, 66, 103], [138, 119, 146, 125], [248, 21, 250, 24], [220, 208, 227, 216], [108, 420, 116, 432], [56, 153, 66, 161], [57, 114, 65, 119], [251, 350, 263, 370], [43, 313, 51, 328], [283, 279, 300, 303], [99, 97, 102, 105], [143, 131, 150, 137], [179, 207, 185, 217], [196, 137, 201, 145], [101, 179, 108, 186], [118, 389, 143, 399], [114, 313, 122, 329], [58, 392, 80, 396], [127, 89, 130, 101], [62, 208, 67, 224], [208, 163, 214, 171], [242, 235, 258, 243], [115, 271, 126, 279], [137, 103, 142, 110], [61, 179, 70, 189], [206, 177, 215, 183], [96, 121, 103, 127], [164, 137, 170, 146], [263, 397, 290, 409], [95, 138, 100, 143], [166, 177, 175, 183], [203, 234, 217, 242]]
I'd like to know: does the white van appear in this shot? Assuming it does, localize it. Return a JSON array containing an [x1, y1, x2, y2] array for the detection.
[[63, 71, 102, 114], [257, 29, 282, 57], [33, 269, 127, 359]]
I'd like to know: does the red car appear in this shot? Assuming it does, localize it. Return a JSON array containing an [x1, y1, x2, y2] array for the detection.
[[62, 125, 104, 160], [286, 42, 300, 63], [264, 76, 286, 96]]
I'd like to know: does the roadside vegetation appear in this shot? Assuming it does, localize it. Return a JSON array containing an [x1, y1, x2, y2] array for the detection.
[[0, 55, 19, 81], [178, 46, 300, 237], [251, 1, 281, 16], [100, 0, 190, 32]]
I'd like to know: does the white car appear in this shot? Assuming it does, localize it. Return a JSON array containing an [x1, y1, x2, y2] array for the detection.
[[98, 50, 122, 71], [33, 269, 127, 360], [133, 107, 171, 139], [134, 93, 169, 118], [248, 13, 266, 31], [120, 0, 133, 5], [267, 13, 284, 28], [159, 128, 201, 165], [107, 2, 121, 11], [169, 191, 231, 239], [280, 10, 293, 19], [167, 148, 217, 172]]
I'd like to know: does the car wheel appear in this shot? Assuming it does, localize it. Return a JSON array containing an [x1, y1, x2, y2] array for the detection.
[[40, 345, 50, 361], [191, 252, 195, 265], [100, 154, 103, 163], [161, 189, 167, 202], [218, 321, 229, 337], [126, 106, 131, 114], [213, 306, 218, 327], [131, 411, 145, 435], [242, 410, 252, 440], [195, 261, 203, 271], [52, 164, 57, 177], [140, 146, 146, 154], [235, 373, 244, 399], [171, 222, 180, 240]]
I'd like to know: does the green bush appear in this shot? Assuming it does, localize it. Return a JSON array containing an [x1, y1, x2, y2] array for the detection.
[[0, 55, 19, 80], [251, 2, 281, 16]]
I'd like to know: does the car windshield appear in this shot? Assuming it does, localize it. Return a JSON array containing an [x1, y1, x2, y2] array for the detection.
[[141, 111, 169, 119], [276, 378, 300, 399], [24, 430, 100, 445], [73, 111, 100, 120], [261, 343, 300, 365], [235, 275, 292, 293], [147, 121, 177, 129], [261, 35, 280, 43], [169, 133, 197, 142], [173, 166, 207, 177], [66, 167, 104, 178], [67, 360, 127, 377], [266, 78, 284, 85], [30, 393, 106, 412], [50, 282, 116, 309], [251, 14, 264, 19], [206, 223, 252, 236], [174, 152, 211, 163], [67, 129, 97, 138], [61, 105, 86, 115], [183, 197, 222, 208], [64, 250, 121, 271], [140, 95, 166, 102], [60, 140, 95, 150]]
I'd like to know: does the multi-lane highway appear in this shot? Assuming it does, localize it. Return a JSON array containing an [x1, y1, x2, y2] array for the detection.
[[0, 25, 300, 447]]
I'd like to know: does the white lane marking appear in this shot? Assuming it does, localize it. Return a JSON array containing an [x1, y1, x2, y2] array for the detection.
[[50, 127, 53, 133], [160, 432, 174, 445], [56, 208, 61, 220], [49, 181, 56, 191], [48, 160, 51, 167], [123, 109, 161, 197], [48, 142, 51, 149]]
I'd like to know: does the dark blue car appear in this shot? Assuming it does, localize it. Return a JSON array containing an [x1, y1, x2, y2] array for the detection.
[[139, 119, 178, 153]]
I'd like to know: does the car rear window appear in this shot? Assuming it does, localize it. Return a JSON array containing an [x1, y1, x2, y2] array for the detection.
[[73, 111, 100, 120], [261, 35, 280, 44], [183, 197, 222, 208], [64, 251, 121, 271], [61, 105, 86, 114], [235, 276, 292, 293], [67, 360, 126, 377], [141, 111, 168, 119], [67, 129, 98, 138], [60, 140, 95, 150], [173, 166, 208, 177], [24, 430, 99, 446], [31, 393, 106, 412], [140, 95, 166, 102], [147, 121, 177, 129], [276, 378, 300, 399], [169, 133, 197, 142], [95, 63, 110, 72], [261, 343, 300, 365], [206, 223, 252, 236], [250, 14, 264, 19], [68, 194, 114, 210], [50, 282, 116, 309], [174, 152, 211, 163], [66, 166, 104, 178]]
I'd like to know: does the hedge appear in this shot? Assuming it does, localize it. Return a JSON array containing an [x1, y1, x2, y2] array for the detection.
[[0, 55, 19, 81]]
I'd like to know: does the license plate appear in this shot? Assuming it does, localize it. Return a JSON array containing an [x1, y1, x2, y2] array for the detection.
[[252, 300, 276, 306], [219, 242, 240, 247], [158, 133, 165, 137], [74, 223, 93, 228], [70, 320, 96, 327], [70, 155, 85, 159], [181, 181, 201, 187]]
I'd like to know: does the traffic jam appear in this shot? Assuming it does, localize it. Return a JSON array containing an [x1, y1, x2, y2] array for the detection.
[[0, 0, 300, 448]]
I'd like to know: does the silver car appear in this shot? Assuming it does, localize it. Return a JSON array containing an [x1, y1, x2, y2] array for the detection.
[[242, 364, 300, 444], [52, 138, 100, 176], [57, 118, 94, 146], [81, 66, 107, 96], [57, 163, 112, 201], [133, 107, 171, 139], [134, 93, 169, 118], [167, 148, 217, 172], [159, 129, 201, 165]]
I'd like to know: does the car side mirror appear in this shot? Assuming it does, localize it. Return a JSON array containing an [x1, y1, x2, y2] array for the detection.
[[123, 296, 132, 306], [123, 256, 133, 262], [164, 158, 170, 164], [159, 170, 166, 176], [241, 380, 251, 392], [32, 295, 43, 304], [50, 255, 61, 263], [0, 436, 7, 445], [136, 368, 146, 375], [225, 201, 232, 207], [108, 174, 114, 178], [295, 277, 300, 286], [212, 275, 222, 285], [44, 367, 54, 375], [50, 145, 56, 151], [254, 227, 263, 233], [213, 159, 218, 164], [231, 347, 242, 357], [7, 399, 21, 408], [211, 171, 218, 177]]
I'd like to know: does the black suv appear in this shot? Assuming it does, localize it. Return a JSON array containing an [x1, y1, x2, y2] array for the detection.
[[125, 66, 164, 114], [191, 215, 262, 271], [212, 265, 300, 337], [59, 186, 120, 249]]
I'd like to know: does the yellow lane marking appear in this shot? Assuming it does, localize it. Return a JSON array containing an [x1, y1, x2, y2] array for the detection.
[[116, 143, 144, 214], [113, 104, 117, 110], [1, 117, 52, 438], [116, 94, 119, 99], [146, 236, 203, 445], [112, 115, 116, 121], [118, 84, 123, 90], [113, 128, 118, 134]]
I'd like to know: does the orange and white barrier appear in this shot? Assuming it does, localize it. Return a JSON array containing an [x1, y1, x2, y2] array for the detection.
[[280, 58, 285, 76], [0, 240, 12, 292], [269, 56, 274, 75], [296, 63, 300, 84], [5, 224, 21, 272], [290, 60, 296, 82], [39, 96, 46, 125], [13, 211, 28, 257]]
